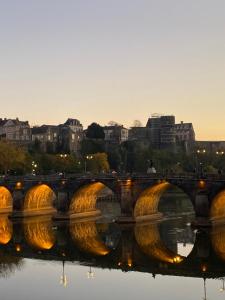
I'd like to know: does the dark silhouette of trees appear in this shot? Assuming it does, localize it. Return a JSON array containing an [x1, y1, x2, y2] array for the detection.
[[86, 123, 105, 139]]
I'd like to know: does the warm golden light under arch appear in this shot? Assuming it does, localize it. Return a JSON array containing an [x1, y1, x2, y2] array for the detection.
[[134, 182, 171, 219], [24, 184, 56, 213], [69, 182, 106, 214], [0, 186, 13, 213], [210, 190, 225, 220]]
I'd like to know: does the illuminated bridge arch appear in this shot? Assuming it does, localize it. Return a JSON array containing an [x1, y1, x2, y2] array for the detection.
[[210, 189, 225, 221], [70, 221, 110, 256], [24, 184, 56, 216], [0, 186, 13, 213], [69, 182, 114, 217], [135, 222, 184, 264], [134, 181, 192, 220], [23, 216, 55, 250]]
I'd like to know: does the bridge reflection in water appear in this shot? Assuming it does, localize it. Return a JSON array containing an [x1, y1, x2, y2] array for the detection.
[[23, 216, 56, 250], [0, 215, 12, 245], [2, 215, 225, 280], [70, 221, 110, 256], [135, 222, 184, 263]]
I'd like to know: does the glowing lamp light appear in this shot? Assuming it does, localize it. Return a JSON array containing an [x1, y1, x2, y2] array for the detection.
[[198, 180, 206, 189], [173, 256, 183, 264], [126, 179, 132, 186], [201, 264, 207, 272], [15, 182, 22, 189], [127, 259, 133, 267], [15, 244, 21, 252]]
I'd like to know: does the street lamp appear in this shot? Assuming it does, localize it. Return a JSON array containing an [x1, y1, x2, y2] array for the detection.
[[84, 155, 93, 173], [195, 149, 206, 178], [31, 161, 38, 175], [216, 150, 224, 156], [59, 154, 68, 176]]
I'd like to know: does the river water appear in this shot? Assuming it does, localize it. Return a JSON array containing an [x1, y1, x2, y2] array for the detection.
[[0, 194, 225, 300]]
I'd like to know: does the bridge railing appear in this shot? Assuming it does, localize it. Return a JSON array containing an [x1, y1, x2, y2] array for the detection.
[[1, 172, 225, 184]]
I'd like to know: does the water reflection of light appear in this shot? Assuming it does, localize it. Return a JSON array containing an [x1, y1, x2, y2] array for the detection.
[[219, 278, 225, 292], [60, 261, 68, 287], [87, 266, 95, 279], [135, 223, 184, 264], [211, 226, 225, 261], [23, 216, 55, 250], [70, 221, 110, 256], [0, 216, 12, 244]]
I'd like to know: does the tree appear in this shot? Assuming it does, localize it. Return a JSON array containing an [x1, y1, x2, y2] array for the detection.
[[132, 120, 143, 127], [108, 121, 120, 126], [86, 123, 105, 139], [88, 153, 110, 173], [0, 141, 28, 175], [81, 139, 105, 156]]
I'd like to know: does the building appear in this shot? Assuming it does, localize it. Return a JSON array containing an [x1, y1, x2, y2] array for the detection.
[[31, 125, 59, 153], [58, 118, 83, 154], [31, 118, 83, 154], [63, 118, 83, 135], [104, 125, 129, 144], [175, 121, 195, 142], [0, 118, 31, 145], [146, 114, 176, 150], [175, 121, 195, 153], [129, 127, 151, 142]]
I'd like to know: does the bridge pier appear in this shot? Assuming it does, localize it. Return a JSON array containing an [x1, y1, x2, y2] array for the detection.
[[116, 182, 135, 223], [192, 192, 211, 227]]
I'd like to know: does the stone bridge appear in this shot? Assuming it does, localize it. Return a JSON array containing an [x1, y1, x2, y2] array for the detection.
[[0, 174, 225, 223]]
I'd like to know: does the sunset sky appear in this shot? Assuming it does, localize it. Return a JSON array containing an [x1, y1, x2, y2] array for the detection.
[[0, 0, 224, 140]]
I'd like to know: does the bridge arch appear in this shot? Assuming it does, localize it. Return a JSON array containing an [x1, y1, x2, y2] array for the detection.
[[134, 181, 193, 220], [24, 184, 56, 216], [0, 186, 13, 213], [69, 182, 115, 217], [70, 221, 110, 256]]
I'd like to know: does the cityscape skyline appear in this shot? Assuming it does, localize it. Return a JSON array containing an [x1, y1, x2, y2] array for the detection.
[[0, 113, 223, 142], [1, 0, 224, 140]]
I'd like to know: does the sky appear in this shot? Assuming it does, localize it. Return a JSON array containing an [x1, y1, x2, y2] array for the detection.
[[0, 0, 224, 140]]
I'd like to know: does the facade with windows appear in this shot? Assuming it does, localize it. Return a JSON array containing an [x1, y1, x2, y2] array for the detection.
[[0, 118, 31, 144], [104, 125, 129, 144]]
